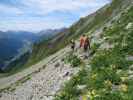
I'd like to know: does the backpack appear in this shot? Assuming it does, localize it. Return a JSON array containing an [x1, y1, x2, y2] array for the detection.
[[84, 37, 90, 49]]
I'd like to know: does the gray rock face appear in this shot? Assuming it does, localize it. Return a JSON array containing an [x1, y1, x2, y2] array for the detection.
[[126, 56, 133, 61], [99, 42, 114, 50], [0, 53, 79, 100], [77, 85, 87, 90]]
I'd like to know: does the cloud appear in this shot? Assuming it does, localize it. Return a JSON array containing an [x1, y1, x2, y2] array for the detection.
[[0, 4, 23, 17], [0, 0, 110, 31], [21, 0, 110, 16], [0, 19, 69, 32]]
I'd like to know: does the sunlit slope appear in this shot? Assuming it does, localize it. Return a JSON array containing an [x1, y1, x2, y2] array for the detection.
[[55, 0, 133, 99]]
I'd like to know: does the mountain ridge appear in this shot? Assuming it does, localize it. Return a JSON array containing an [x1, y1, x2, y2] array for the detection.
[[0, 28, 66, 71]]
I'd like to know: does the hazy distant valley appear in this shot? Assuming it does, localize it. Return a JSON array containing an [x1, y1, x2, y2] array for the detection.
[[0, 28, 66, 71]]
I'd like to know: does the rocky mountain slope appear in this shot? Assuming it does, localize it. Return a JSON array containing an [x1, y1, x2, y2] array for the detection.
[[0, 0, 133, 100], [24, 0, 132, 69], [54, 0, 133, 100], [0, 46, 80, 100]]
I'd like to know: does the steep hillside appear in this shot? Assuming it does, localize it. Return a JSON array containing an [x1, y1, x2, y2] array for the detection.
[[24, 0, 132, 70], [38, 28, 67, 42], [0, 0, 132, 99], [0, 0, 131, 78], [55, 0, 133, 100]]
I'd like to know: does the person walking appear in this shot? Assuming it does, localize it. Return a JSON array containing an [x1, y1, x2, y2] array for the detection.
[[70, 39, 76, 53], [83, 36, 91, 59], [80, 35, 85, 48]]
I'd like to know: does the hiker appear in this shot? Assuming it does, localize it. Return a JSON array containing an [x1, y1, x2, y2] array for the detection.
[[83, 36, 91, 59], [80, 35, 85, 48], [70, 39, 76, 52]]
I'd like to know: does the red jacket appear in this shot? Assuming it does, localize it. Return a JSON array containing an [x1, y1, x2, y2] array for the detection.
[[80, 36, 85, 48]]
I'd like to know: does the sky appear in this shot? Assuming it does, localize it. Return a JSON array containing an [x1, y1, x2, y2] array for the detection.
[[0, 0, 110, 32]]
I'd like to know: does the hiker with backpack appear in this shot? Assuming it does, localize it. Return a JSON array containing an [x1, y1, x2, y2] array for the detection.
[[80, 35, 85, 48], [83, 36, 91, 59], [79, 35, 91, 59]]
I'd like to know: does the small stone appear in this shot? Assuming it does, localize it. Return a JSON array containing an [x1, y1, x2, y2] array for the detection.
[[129, 75, 133, 79], [67, 76, 71, 81], [29, 95, 33, 100], [0, 93, 2, 98], [42, 65, 46, 69], [126, 56, 133, 61], [77, 85, 86, 90], [86, 65, 91, 68], [63, 72, 70, 77], [99, 42, 114, 50], [61, 58, 65, 62], [116, 69, 122, 74], [128, 70, 133, 75], [129, 65, 133, 70], [130, 67, 133, 71], [54, 62, 60, 68], [112, 85, 119, 91]]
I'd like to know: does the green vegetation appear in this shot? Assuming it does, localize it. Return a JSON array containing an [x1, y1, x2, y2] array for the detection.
[[90, 43, 100, 55], [64, 54, 82, 67], [55, 4, 133, 100]]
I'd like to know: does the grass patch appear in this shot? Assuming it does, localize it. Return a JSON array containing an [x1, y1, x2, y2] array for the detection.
[[64, 54, 82, 67]]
